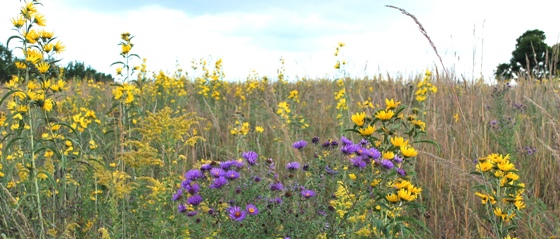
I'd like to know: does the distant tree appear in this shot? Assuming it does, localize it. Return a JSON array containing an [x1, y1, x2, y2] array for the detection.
[[495, 29, 555, 80], [64, 60, 113, 82], [0, 43, 18, 82]]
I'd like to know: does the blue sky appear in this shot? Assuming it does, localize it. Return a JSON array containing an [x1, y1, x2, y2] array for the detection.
[[1, 0, 559, 81]]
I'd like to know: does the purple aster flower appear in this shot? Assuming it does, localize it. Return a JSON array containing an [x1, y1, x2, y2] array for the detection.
[[396, 167, 406, 176], [367, 148, 381, 159], [187, 211, 198, 217], [393, 155, 404, 163], [228, 206, 247, 221], [330, 141, 339, 148], [286, 162, 301, 170], [253, 176, 261, 182], [360, 139, 369, 146], [311, 136, 320, 144], [350, 157, 367, 169], [185, 183, 200, 195], [185, 169, 204, 181], [325, 165, 338, 175], [292, 140, 308, 150], [220, 160, 236, 170], [340, 136, 353, 146], [269, 197, 283, 204], [270, 182, 284, 191], [355, 147, 366, 155], [242, 151, 258, 165], [322, 141, 331, 148], [178, 204, 187, 213], [380, 159, 394, 169], [301, 189, 316, 198], [233, 160, 245, 169], [341, 144, 359, 155], [172, 189, 183, 201], [210, 168, 226, 178], [180, 179, 191, 190], [225, 170, 240, 180], [187, 194, 203, 205], [200, 163, 212, 171], [210, 176, 228, 189], [360, 155, 371, 164], [246, 204, 259, 215]]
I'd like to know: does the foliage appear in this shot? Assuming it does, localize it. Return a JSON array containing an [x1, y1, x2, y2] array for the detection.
[[0, 43, 18, 82], [495, 29, 558, 80], [64, 61, 113, 82]]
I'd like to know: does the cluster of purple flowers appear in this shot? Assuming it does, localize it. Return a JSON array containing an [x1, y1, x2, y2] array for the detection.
[[325, 136, 407, 176], [228, 204, 259, 221], [174, 154, 258, 214]]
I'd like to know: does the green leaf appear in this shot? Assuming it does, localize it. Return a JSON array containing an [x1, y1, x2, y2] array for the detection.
[[411, 139, 440, 151]]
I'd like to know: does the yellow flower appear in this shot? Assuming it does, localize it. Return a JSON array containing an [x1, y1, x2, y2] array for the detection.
[[255, 126, 264, 133], [514, 200, 526, 210], [453, 113, 459, 122], [53, 41, 65, 53], [348, 174, 356, 180], [11, 15, 25, 28], [390, 136, 408, 147], [416, 95, 427, 102], [42, 99, 54, 112], [386, 193, 399, 203], [36, 62, 50, 74], [400, 145, 418, 158], [15, 62, 27, 69], [121, 43, 132, 55], [506, 172, 519, 181], [351, 112, 366, 127], [474, 192, 490, 204], [497, 161, 515, 172], [375, 110, 394, 121], [385, 98, 401, 109], [33, 13, 47, 26], [116, 67, 123, 75], [493, 207, 507, 221], [476, 161, 494, 172], [358, 125, 375, 136], [397, 188, 416, 201], [393, 180, 411, 190], [382, 151, 395, 160]]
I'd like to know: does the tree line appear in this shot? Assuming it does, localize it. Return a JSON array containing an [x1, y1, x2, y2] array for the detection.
[[0, 43, 113, 82], [495, 29, 560, 80]]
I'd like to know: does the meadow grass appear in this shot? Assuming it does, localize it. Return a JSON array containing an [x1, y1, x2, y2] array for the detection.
[[2, 1, 560, 238]]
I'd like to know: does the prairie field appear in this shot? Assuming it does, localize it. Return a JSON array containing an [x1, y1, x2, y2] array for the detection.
[[2, 1, 560, 239]]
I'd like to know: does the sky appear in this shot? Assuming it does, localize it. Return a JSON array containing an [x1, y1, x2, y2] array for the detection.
[[1, 0, 559, 82]]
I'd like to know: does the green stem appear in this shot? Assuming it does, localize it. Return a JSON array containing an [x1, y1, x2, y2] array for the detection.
[[29, 109, 45, 238]]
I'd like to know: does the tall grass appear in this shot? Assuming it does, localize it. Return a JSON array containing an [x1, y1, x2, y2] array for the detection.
[[2, 1, 560, 238]]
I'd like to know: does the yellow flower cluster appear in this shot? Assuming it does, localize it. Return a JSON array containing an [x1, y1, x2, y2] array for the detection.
[[287, 90, 300, 103], [330, 181, 356, 218], [113, 83, 140, 104], [194, 58, 226, 101], [230, 120, 250, 136], [385, 179, 422, 203], [70, 108, 99, 132], [475, 153, 525, 225], [415, 70, 437, 102], [277, 101, 291, 124], [334, 84, 347, 111]]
